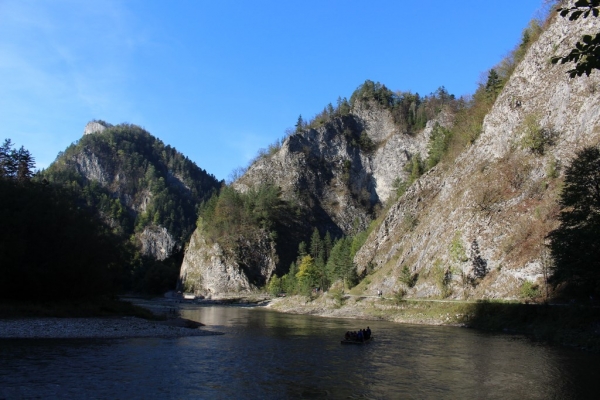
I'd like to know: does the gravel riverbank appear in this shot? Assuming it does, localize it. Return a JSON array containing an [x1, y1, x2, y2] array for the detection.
[[0, 316, 222, 339]]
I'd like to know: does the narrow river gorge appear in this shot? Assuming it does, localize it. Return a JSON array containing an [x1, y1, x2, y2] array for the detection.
[[1, 305, 599, 399]]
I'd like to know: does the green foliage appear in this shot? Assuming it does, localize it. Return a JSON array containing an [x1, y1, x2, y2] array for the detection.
[[432, 260, 452, 298], [449, 232, 468, 263], [402, 212, 419, 232], [426, 123, 453, 169], [295, 115, 306, 132], [520, 281, 541, 300], [470, 239, 488, 280], [549, 146, 600, 297], [326, 237, 357, 288], [519, 114, 556, 155], [198, 183, 289, 248], [330, 288, 345, 308], [392, 177, 410, 198], [546, 156, 560, 179], [393, 288, 406, 304], [0, 139, 35, 181], [513, 20, 543, 67], [40, 124, 221, 245], [484, 69, 504, 101], [349, 80, 455, 134], [552, 1, 600, 77], [0, 178, 132, 300], [358, 132, 376, 153], [399, 265, 418, 288], [267, 275, 283, 296]]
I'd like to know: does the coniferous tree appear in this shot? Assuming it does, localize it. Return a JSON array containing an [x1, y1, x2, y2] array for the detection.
[[295, 115, 305, 132], [549, 146, 600, 296], [15, 146, 35, 182], [485, 69, 503, 100], [471, 239, 488, 279]]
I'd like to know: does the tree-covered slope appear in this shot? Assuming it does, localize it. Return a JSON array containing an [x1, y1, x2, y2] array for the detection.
[[41, 122, 221, 261]]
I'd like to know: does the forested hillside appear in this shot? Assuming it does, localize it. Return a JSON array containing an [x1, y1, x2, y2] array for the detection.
[[40, 122, 221, 293]]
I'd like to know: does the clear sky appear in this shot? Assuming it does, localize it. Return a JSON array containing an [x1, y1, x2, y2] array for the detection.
[[1, 0, 549, 181]]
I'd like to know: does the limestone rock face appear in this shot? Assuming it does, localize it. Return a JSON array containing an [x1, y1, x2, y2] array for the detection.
[[83, 121, 108, 135], [179, 229, 277, 297], [73, 149, 110, 185], [181, 93, 451, 295], [355, 10, 600, 300], [234, 104, 442, 233], [138, 225, 176, 261]]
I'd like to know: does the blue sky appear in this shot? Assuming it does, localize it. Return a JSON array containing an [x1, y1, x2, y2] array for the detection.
[[1, 0, 548, 181]]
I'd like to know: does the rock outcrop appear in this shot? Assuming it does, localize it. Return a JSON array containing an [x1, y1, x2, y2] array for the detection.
[[138, 225, 177, 261], [83, 120, 108, 135], [179, 228, 277, 296]]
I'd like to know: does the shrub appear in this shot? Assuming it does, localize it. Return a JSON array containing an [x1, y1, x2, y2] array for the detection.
[[519, 114, 557, 155], [520, 281, 541, 300], [399, 265, 418, 288]]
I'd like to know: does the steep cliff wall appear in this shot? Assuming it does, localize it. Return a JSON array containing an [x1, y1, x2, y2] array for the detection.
[[355, 11, 600, 299], [179, 97, 449, 295], [179, 228, 277, 296]]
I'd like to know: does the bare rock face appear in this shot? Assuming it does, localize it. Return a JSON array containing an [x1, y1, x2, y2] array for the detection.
[[178, 229, 277, 297], [234, 103, 442, 234], [83, 121, 107, 135], [73, 149, 110, 185], [355, 10, 600, 300], [138, 225, 176, 261]]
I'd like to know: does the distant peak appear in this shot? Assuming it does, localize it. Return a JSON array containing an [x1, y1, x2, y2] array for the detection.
[[83, 120, 111, 136]]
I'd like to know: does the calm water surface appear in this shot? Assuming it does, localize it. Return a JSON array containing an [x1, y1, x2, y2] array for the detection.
[[1, 305, 599, 399]]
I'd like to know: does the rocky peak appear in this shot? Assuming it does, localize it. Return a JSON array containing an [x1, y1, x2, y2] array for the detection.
[[83, 120, 109, 136]]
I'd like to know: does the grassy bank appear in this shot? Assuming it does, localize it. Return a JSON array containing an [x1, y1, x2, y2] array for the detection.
[[0, 297, 162, 320]]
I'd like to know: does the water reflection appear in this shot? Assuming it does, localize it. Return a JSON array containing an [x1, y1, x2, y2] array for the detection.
[[1, 305, 599, 399]]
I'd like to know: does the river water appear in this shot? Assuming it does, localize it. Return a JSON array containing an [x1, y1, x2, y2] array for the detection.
[[1, 305, 599, 399]]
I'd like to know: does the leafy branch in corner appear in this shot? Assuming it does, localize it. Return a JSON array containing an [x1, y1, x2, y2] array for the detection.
[[552, 0, 600, 77]]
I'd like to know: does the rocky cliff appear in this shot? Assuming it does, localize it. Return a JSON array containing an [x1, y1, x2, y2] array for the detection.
[[355, 10, 600, 299], [179, 91, 450, 295]]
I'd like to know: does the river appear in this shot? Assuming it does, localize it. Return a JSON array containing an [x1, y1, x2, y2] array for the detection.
[[1, 305, 599, 399]]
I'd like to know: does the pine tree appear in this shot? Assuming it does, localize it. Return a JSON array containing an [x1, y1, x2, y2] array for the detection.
[[471, 239, 488, 279], [324, 231, 333, 263], [0, 139, 16, 178], [15, 146, 35, 182], [485, 69, 503, 100], [310, 228, 322, 259], [549, 146, 600, 296], [295, 115, 305, 132]]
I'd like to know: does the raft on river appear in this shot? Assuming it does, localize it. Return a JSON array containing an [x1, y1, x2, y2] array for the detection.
[[340, 337, 373, 345]]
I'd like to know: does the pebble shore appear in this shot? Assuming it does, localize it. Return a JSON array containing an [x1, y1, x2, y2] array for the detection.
[[0, 317, 222, 339]]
